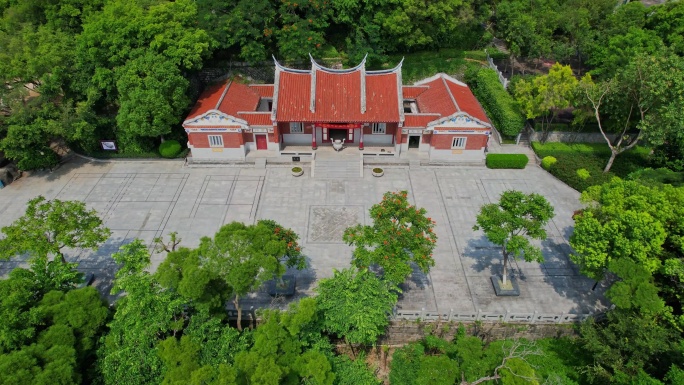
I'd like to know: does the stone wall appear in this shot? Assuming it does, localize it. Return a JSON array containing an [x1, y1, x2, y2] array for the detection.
[[529, 131, 621, 143], [379, 320, 577, 345]]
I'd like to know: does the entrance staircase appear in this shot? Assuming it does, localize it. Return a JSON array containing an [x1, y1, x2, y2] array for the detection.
[[313, 158, 361, 179]]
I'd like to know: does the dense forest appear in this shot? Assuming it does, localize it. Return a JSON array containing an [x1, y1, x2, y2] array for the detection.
[[1, 0, 683, 169], [1, 2, 684, 383]]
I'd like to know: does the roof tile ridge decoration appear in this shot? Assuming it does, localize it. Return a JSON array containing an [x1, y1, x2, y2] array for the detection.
[[360, 57, 367, 114], [366, 57, 404, 74], [413, 72, 467, 87], [310, 57, 317, 113], [215, 80, 233, 111], [432, 111, 492, 129], [441, 75, 460, 113], [271, 56, 282, 122], [309, 53, 366, 74], [395, 58, 405, 125]]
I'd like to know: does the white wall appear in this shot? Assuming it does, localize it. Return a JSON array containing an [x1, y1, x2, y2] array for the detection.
[[363, 134, 393, 146], [283, 133, 312, 145], [190, 146, 246, 161], [428, 148, 484, 162]]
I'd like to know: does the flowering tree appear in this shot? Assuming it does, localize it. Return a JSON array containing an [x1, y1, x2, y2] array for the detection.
[[343, 191, 437, 286]]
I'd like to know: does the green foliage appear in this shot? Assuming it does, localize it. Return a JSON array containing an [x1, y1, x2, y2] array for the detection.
[[316, 268, 398, 347], [343, 191, 437, 286], [158, 140, 182, 159], [474, 190, 555, 284], [579, 310, 682, 384], [332, 354, 381, 385], [99, 240, 186, 385], [628, 168, 684, 188], [0, 196, 111, 263], [257, 219, 306, 270], [514, 64, 578, 139], [531, 141, 651, 191], [389, 342, 424, 385], [384, 49, 466, 83], [541, 156, 557, 171], [570, 178, 684, 323], [469, 68, 525, 137], [235, 299, 335, 385], [485, 154, 529, 169], [576, 168, 591, 180]]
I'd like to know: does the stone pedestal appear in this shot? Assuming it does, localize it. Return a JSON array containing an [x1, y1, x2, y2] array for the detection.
[[491, 276, 520, 296]]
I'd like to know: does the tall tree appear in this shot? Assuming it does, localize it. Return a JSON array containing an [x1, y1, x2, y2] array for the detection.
[[514, 63, 578, 142], [343, 191, 437, 286], [473, 190, 555, 286], [315, 268, 398, 355], [0, 196, 110, 264], [99, 240, 186, 385], [200, 222, 288, 330], [578, 55, 684, 173]]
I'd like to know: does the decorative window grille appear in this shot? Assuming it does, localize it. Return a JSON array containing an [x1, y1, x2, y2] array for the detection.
[[208, 135, 224, 147], [290, 122, 304, 133], [371, 123, 386, 134], [451, 137, 467, 149]]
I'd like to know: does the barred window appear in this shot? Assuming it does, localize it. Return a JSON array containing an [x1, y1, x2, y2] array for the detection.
[[371, 123, 386, 134], [208, 135, 224, 147], [290, 122, 304, 133], [451, 137, 467, 149]]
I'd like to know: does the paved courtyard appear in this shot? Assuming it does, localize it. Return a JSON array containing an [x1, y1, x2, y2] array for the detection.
[[0, 158, 607, 316]]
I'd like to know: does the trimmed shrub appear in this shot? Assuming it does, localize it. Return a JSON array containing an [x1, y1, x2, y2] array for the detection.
[[486, 154, 529, 169], [158, 140, 182, 158], [627, 168, 684, 187], [470, 68, 525, 137], [576, 168, 591, 180], [541, 156, 557, 170]]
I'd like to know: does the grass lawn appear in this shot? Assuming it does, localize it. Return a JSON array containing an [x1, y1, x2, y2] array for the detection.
[[382, 48, 467, 83], [532, 142, 651, 191]]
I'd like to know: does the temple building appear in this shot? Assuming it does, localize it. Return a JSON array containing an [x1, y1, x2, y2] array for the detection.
[[182, 56, 492, 162]]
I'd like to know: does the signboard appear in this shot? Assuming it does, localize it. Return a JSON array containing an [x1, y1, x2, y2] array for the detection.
[[434, 130, 481, 135], [100, 140, 117, 151], [253, 128, 268, 133], [408, 129, 422, 134], [292, 156, 300, 162]]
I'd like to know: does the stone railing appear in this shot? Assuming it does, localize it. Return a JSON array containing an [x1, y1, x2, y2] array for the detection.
[[485, 49, 509, 89], [393, 308, 593, 324]]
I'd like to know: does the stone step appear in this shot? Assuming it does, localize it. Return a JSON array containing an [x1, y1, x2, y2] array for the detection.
[[313, 159, 360, 178]]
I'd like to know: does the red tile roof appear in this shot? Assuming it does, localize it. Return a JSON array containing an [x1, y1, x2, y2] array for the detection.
[[402, 86, 429, 99], [274, 66, 400, 123], [217, 82, 260, 117], [415, 77, 458, 117], [250, 84, 274, 98], [445, 81, 490, 124], [414, 74, 490, 125], [185, 83, 226, 120], [404, 114, 441, 127], [238, 112, 272, 126]]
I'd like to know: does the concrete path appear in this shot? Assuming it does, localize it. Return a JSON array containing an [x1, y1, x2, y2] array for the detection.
[[0, 158, 607, 315]]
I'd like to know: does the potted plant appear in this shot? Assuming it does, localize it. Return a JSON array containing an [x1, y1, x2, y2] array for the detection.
[[291, 166, 303, 177], [372, 167, 384, 177]]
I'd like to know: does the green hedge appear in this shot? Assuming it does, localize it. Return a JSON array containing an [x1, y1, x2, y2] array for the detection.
[[159, 140, 182, 158], [469, 68, 525, 137], [486, 154, 529, 169]]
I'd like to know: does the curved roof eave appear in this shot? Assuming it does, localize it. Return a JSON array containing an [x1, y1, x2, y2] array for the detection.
[[366, 57, 404, 74]]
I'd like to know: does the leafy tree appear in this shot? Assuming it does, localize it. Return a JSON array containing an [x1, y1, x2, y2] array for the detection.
[[578, 55, 684, 173], [587, 27, 665, 78], [155, 247, 229, 316], [235, 298, 334, 385], [316, 268, 398, 354], [0, 196, 111, 264], [98, 240, 186, 385], [158, 335, 238, 385], [514, 63, 578, 142], [199, 222, 287, 330], [343, 191, 437, 286], [569, 179, 684, 326], [578, 310, 681, 384], [331, 354, 381, 385], [473, 190, 555, 286]]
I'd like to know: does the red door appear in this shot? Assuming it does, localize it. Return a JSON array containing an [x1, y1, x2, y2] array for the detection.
[[255, 134, 267, 150]]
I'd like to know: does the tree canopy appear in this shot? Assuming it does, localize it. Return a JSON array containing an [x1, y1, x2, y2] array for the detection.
[[473, 190, 555, 285], [343, 191, 437, 286]]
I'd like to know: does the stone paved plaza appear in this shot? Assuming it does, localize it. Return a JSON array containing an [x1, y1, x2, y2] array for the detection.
[[0, 158, 608, 315]]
